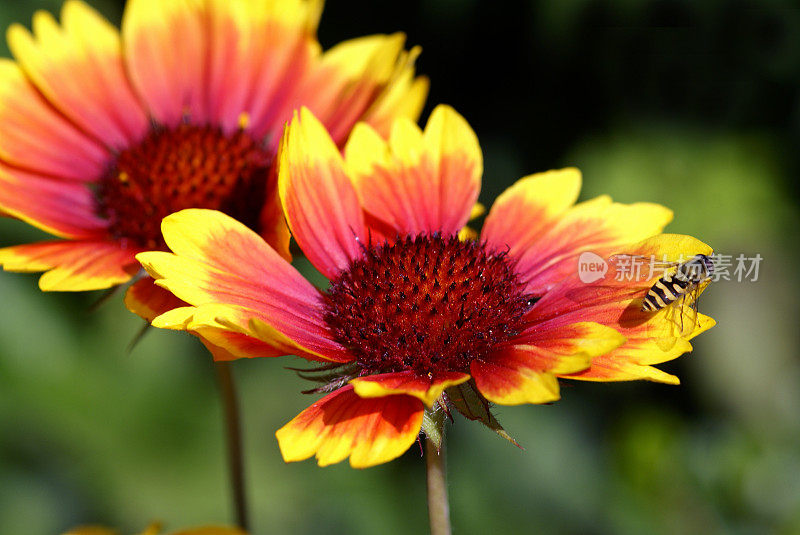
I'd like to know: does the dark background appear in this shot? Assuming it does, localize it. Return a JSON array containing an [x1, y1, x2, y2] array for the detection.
[[1, 1, 798, 534]]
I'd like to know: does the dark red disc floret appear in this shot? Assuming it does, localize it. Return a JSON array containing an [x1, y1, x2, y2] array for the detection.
[[95, 123, 271, 250], [324, 234, 535, 376]]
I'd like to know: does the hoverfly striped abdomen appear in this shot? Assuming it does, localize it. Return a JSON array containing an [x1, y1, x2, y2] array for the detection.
[[641, 254, 714, 312]]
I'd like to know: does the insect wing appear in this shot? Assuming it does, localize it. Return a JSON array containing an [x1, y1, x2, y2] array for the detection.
[[653, 305, 683, 351], [654, 282, 707, 350], [675, 290, 700, 337]]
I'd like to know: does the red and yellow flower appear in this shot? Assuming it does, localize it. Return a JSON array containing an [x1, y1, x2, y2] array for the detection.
[[0, 0, 427, 319], [137, 105, 714, 468]]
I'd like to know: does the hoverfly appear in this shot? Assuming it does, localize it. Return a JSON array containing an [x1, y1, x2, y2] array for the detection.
[[641, 254, 714, 344]]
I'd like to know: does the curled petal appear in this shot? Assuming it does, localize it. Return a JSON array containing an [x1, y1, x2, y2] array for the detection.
[[350, 370, 470, 407], [276, 385, 424, 468], [124, 276, 187, 323], [200, 332, 287, 362], [137, 208, 349, 362], [563, 358, 683, 385], [151, 304, 314, 361]]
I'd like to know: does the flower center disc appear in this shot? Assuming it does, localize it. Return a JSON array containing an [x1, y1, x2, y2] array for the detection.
[[325, 235, 534, 376], [96, 124, 271, 249]]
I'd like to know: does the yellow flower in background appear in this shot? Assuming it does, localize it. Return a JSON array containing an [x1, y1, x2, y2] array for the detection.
[[0, 0, 427, 320], [136, 105, 715, 468]]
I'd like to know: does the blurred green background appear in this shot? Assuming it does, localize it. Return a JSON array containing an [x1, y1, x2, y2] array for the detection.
[[1, 0, 799, 534]]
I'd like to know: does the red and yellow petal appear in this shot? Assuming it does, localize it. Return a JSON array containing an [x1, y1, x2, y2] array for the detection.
[[482, 168, 582, 259], [205, 0, 322, 138], [360, 57, 429, 139], [563, 356, 683, 385], [122, 0, 208, 126], [471, 361, 561, 406], [472, 322, 625, 405], [529, 234, 714, 384], [256, 164, 293, 262], [247, 317, 349, 362], [297, 33, 417, 146], [7, 1, 148, 149], [483, 168, 673, 294], [565, 311, 715, 385], [151, 304, 313, 362], [0, 164, 108, 240], [515, 197, 673, 294], [142, 252, 334, 357], [0, 239, 140, 291], [277, 107, 367, 279], [198, 331, 288, 362], [0, 59, 108, 181], [136, 209, 349, 362], [509, 321, 627, 374], [350, 370, 470, 407], [344, 105, 482, 237], [124, 276, 188, 323], [276, 385, 424, 468]]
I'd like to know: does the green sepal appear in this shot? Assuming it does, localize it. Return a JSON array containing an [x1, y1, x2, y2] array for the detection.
[[421, 405, 446, 452], [446, 380, 522, 449]]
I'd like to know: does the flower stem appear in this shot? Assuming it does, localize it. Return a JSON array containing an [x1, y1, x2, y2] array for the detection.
[[214, 361, 249, 532], [426, 432, 451, 535]]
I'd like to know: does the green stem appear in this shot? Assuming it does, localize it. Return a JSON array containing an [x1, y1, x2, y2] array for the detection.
[[214, 361, 249, 532], [426, 431, 451, 535]]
